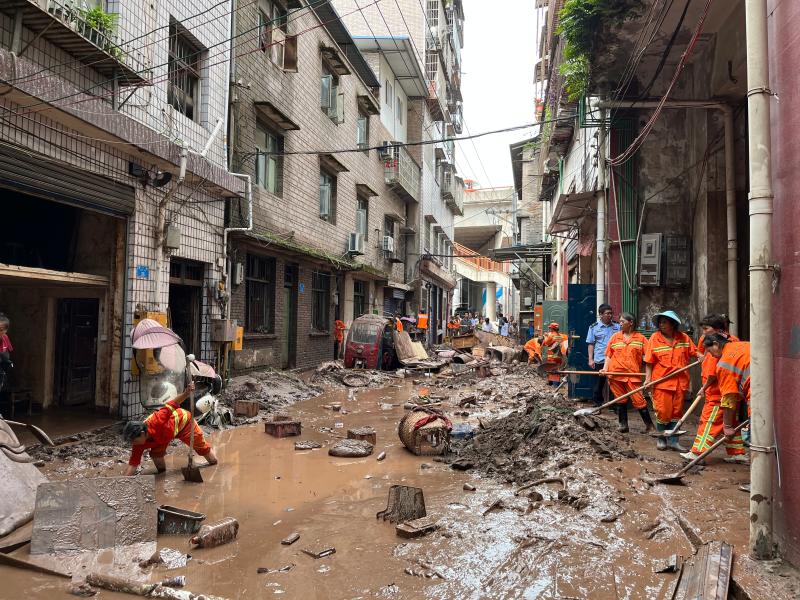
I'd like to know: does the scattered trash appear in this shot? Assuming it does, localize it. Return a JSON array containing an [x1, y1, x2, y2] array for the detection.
[[85, 573, 229, 600], [157, 505, 206, 535], [348, 426, 377, 445], [331, 403, 342, 412], [190, 517, 239, 548], [258, 564, 295, 574], [334, 422, 344, 429], [376, 451, 387, 461], [377, 486, 426, 523], [281, 532, 300, 545], [463, 483, 476, 492], [450, 458, 474, 471], [302, 547, 336, 559], [294, 440, 322, 450], [450, 423, 474, 441], [482, 498, 506, 516], [155, 548, 189, 570], [396, 516, 438, 539], [69, 582, 97, 597], [161, 576, 186, 588], [328, 439, 374, 457], [265, 417, 302, 438], [653, 554, 682, 574]]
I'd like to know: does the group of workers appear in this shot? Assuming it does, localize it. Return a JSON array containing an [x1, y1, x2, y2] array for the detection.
[[524, 304, 751, 461]]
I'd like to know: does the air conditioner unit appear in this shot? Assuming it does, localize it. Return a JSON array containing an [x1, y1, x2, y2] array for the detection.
[[382, 236, 395, 252], [379, 142, 393, 159], [232, 262, 244, 286], [348, 232, 364, 255]]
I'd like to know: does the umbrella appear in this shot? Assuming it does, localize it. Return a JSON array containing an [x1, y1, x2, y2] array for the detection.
[[131, 319, 182, 349], [189, 360, 216, 378]]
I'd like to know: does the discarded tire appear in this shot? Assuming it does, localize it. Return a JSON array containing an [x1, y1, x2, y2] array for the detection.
[[328, 439, 374, 457], [342, 373, 370, 387], [398, 409, 451, 456]]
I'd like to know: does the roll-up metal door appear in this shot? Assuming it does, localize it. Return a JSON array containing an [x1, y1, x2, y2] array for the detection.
[[0, 146, 135, 216]]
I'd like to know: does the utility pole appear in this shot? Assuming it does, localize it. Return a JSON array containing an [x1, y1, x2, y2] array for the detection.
[[745, 0, 776, 560]]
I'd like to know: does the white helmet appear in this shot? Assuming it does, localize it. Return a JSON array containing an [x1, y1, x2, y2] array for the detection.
[[149, 381, 178, 405], [195, 394, 217, 415]]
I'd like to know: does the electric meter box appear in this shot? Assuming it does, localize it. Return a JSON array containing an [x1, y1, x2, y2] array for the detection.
[[639, 233, 662, 286]]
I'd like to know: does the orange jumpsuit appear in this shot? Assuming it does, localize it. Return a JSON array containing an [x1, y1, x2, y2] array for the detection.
[[542, 332, 567, 383], [691, 335, 744, 456], [524, 337, 542, 363], [716, 341, 751, 413], [395, 318, 404, 332], [644, 331, 696, 425], [605, 331, 647, 409], [128, 397, 212, 466]]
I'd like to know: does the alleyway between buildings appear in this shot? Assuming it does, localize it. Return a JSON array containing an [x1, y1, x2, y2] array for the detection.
[[3, 365, 798, 599]]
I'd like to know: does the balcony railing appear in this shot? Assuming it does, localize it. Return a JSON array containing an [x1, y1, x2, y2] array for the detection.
[[453, 242, 509, 273], [442, 170, 464, 215], [383, 145, 420, 203], [4, 0, 150, 84], [426, 61, 447, 122]]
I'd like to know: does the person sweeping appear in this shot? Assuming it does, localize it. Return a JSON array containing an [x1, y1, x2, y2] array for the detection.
[[123, 382, 218, 476], [601, 312, 654, 433], [542, 322, 567, 386], [644, 311, 696, 451]]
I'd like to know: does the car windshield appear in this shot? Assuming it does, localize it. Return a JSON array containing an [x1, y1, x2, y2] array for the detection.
[[350, 322, 381, 343]]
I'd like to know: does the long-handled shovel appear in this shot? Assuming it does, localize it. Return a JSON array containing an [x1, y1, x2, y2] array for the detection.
[[181, 354, 203, 483], [557, 370, 646, 377], [3, 419, 55, 446], [649, 390, 705, 439], [573, 361, 700, 417], [645, 419, 750, 485]]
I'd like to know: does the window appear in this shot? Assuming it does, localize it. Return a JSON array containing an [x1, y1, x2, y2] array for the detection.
[[353, 280, 366, 318], [259, 0, 287, 67], [319, 169, 337, 223], [255, 123, 283, 195], [396, 97, 403, 125], [321, 64, 344, 124], [245, 254, 276, 333], [385, 80, 393, 104], [168, 22, 202, 121], [356, 110, 369, 150], [384, 215, 396, 240], [356, 196, 369, 239], [312, 271, 331, 331]]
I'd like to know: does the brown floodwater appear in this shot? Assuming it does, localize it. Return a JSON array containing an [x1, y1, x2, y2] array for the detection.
[[1, 380, 781, 599]]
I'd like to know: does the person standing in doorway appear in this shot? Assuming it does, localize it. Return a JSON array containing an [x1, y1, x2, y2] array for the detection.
[[586, 304, 620, 407], [0, 314, 13, 392], [334, 319, 346, 360]]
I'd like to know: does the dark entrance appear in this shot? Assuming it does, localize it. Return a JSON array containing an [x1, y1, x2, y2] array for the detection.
[[55, 299, 99, 407], [169, 260, 204, 355], [282, 264, 298, 369], [567, 283, 597, 400]]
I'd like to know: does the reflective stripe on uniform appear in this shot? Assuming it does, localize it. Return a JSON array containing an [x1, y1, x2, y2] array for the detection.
[[145, 404, 190, 438]]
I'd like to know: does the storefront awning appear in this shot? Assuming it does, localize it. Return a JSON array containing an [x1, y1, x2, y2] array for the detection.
[[548, 191, 596, 234]]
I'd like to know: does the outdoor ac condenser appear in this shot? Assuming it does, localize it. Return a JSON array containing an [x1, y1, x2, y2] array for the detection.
[[382, 236, 395, 252], [348, 233, 364, 255]]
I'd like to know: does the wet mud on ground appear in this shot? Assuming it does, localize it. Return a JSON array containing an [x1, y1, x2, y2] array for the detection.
[[3, 372, 799, 599]]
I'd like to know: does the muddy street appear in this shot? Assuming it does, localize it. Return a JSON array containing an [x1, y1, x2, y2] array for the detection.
[[3, 370, 797, 599]]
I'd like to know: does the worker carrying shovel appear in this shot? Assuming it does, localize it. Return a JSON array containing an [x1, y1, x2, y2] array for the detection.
[[122, 382, 218, 476]]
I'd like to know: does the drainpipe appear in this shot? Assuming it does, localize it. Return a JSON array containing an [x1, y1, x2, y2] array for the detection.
[[744, 0, 775, 560], [597, 99, 739, 325], [596, 109, 607, 306], [722, 105, 739, 336], [223, 173, 253, 320]]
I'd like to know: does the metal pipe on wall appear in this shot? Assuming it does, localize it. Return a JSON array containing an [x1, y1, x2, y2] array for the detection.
[[744, 0, 776, 560], [596, 110, 607, 307]]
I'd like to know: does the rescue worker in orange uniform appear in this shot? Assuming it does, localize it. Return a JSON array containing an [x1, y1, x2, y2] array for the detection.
[[334, 319, 346, 359], [394, 313, 404, 333], [703, 333, 751, 440], [122, 382, 217, 476], [681, 315, 746, 463], [524, 336, 543, 364], [601, 312, 654, 433], [542, 322, 567, 386], [644, 310, 696, 451]]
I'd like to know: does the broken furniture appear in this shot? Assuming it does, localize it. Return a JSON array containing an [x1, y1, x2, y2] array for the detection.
[[157, 505, 206, 535], [265, 415, 302, 438], [395, 516, 438, 539], [0, 388, 32, 418], [347, 426, 377, 445], [377, 485, 426, 523]]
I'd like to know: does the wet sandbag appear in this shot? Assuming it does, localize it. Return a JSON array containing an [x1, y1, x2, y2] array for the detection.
[[328, 439, 374, 458]]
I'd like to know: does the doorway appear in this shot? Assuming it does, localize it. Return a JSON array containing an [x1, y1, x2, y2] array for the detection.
[[282, 264, 298, 369], [169, 260, 204, 356], [55, 298, 99, 407]]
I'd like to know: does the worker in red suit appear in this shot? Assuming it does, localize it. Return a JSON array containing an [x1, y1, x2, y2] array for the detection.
[[122, 382, 217, 475]]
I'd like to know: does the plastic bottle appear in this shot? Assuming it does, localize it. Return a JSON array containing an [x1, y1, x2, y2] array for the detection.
[[189, 517, 239, 548]]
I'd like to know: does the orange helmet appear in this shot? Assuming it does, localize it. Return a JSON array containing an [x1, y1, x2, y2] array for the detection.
[[548, 322, 560, 330]]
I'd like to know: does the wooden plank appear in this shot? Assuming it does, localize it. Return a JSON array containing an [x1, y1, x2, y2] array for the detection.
[[0, 264, 109, 287], [673, 541, 732, 600]]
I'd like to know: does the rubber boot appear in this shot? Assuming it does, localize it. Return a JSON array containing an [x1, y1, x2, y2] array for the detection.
[[617, 402, 629, 433], [667, 422, 688, 452], [638, 408, 655, 433], [655, 423, 668, 451]]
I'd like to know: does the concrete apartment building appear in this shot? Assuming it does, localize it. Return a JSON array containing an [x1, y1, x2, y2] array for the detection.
[[226, 1, 412, 371], [0, 0, 239, 419], [333, 0, 466, 344]]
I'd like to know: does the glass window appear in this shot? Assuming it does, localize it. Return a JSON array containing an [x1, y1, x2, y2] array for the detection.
[[259, 0, 288, 68], [245, 254, 276, 333], [255, 124, 283, 196], [356, 111, 369, 150], [385, 80, 393, 104], [319, 170, 336, 223], [168, 22, 202, 121], [353, 280, 366, 318], [356, 196, 369, 239], [350, 320, 380, 343], [312, 271, 331, 331], [396, 97, 403, 125]]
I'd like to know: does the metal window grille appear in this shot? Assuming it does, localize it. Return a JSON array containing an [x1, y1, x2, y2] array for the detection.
[[312, 271, 331, 331], [246, 254, 276, 333], [319, 171, 335, 222], [353, 280, 366, 318], [168, 23, 201, 120], [255, 125, 283, 196]]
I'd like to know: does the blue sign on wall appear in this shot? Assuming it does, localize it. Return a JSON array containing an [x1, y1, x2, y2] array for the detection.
[[135, 265, 150, 279], [299, 283, 305, 293]]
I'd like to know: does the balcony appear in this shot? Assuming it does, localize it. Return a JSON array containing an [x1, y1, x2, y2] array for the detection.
[[383, 144, 420, 203], [451, 104, 463, 133], [442, 170, 465, 216], [426, 64, 447, 122], [2, 0, 149, 85]]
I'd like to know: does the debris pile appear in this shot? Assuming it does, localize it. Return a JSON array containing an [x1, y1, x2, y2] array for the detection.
[[219, 370, 323, 419], [310, 361, 394, 389]]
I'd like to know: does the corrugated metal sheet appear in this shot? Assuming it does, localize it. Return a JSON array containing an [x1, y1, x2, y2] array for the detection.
[[0, 146, 135, 216]]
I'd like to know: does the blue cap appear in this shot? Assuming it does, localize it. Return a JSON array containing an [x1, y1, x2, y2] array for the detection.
[[653, 310, 681, 327]]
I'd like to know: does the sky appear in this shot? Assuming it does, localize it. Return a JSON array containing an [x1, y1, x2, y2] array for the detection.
[[455, 0, 541, 189]]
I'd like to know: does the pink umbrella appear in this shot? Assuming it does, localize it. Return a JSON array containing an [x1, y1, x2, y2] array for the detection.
[[131, 319, 183, 349], [189, 360, 216, 378]]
